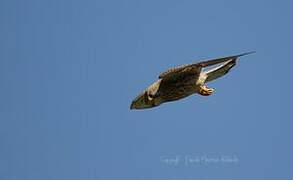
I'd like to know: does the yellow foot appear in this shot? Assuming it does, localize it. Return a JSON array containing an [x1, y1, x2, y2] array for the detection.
[[198, 85, 214, 96]]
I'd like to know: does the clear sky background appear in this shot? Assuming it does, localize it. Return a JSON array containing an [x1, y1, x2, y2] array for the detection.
[[0, 0, 292, 179]]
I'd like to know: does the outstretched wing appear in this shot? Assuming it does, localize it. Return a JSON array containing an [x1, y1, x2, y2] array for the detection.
[[197, 51, 255, 67], [158, 51, 255, 82], [203, 51, 255, 83]]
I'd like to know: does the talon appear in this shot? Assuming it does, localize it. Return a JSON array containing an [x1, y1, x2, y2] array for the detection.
[[198, 85, 214, 96]]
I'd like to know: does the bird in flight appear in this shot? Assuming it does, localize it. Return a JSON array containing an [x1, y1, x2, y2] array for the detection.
[[130, 52, 255, 110]]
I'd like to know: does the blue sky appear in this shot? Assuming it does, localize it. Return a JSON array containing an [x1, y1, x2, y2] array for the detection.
[[0, 0, 292, 179]]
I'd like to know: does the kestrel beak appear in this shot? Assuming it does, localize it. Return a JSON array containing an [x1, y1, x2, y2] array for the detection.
[[130, 102, 136, 110], [130, 92, 146, 109], [130, 91, 155, 110], [130, 100, 137, 109]]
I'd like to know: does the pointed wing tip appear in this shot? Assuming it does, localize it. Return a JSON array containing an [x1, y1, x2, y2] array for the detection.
[[237, 51, 256, 57]]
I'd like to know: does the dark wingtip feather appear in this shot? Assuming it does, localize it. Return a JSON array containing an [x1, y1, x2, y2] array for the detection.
[[236, 51, 256, 57]]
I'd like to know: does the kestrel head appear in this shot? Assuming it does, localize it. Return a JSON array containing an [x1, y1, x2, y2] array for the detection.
[[130, 90, 162, 110], [130, 80, 162, 110]]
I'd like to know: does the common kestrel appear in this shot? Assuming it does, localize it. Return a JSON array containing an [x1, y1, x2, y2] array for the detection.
[[130, 52, 255, 109]]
